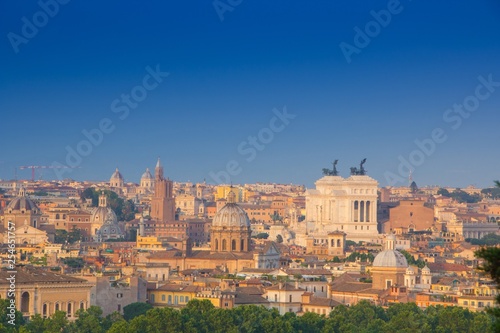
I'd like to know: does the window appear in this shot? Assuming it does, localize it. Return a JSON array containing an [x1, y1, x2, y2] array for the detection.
[[55, 303, 60, 311], [180, 296, 185, 303], [274, 294, 278, 302], [185, 296, 189, 302], [150, 294, 155, 303], [117, 305, 121, 312], [289, 295, 292, 303], [168, 295, 172, 304], [80, 302, 85, 310], [67, 303, 72, 317], [161, 295, 166, 301], [43, 304, 48, 318]]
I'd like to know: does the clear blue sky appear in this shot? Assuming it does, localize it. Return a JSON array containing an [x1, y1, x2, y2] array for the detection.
[[1, 0, 499, 188]]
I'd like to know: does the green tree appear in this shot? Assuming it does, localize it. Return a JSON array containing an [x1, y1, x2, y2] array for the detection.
[[44, 311, 68, 333], [400, 250, 426, 268], [122, 302, 153, 321], [24, 314, 45, 333], [54, 230, 69, 244], [0, 299, 25, 331], [72, 306, 108, 333], [467, 233, 500, 246], [80, 188, 137, 221], [476, 246, 500, 331]]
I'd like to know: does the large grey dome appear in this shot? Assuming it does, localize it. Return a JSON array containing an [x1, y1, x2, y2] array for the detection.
[[372, 234, 408, 268], [373, 250, 408, 268], [6, 188, 40, 214], [212, 192, 250, 228]]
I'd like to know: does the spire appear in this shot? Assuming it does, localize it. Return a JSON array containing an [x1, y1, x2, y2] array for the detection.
[[155, 157, 164, 180]]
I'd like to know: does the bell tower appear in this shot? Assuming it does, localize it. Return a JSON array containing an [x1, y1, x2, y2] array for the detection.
[[151, 158, 175, 222]]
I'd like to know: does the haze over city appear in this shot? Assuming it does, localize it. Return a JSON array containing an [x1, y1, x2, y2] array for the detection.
[[1, 1, 500, 187]]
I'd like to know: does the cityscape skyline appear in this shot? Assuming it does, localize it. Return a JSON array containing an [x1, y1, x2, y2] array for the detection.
[[1, 1, 500, 188]]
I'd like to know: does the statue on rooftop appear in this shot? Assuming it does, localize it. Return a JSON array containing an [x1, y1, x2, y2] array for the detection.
[[322, 159, 339, 176]]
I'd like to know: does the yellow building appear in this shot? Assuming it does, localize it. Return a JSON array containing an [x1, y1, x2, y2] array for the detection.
[[215, 186, 247, 202], [458, 282, 498, 311], [136, 235, 165, 250], [0, 266, 93, 319], [148, 284, 200, 308]]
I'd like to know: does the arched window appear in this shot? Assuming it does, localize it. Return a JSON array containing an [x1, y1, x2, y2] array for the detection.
[[80, 302, 85, 310], [215, 239, 219, 251], [241, 239, 245, 251], [21, 292, 30, 313], [55, 303, 60, 312], [67, 303, 72, 317], [337, 239, 341, 247], [42, 304, 48, 318], [232, 240, 236, 251], [222, 239, 227, 251]]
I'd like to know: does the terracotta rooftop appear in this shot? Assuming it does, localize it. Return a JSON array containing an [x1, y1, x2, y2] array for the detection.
[[0, 267, 88, 285]]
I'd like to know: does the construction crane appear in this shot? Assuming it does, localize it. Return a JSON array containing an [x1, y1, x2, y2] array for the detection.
[[19, 165, 80, 181]]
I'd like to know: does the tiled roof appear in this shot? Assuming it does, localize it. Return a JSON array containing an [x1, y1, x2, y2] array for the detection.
[[0, 267, 88, 285], [266, 283, 304, 292]]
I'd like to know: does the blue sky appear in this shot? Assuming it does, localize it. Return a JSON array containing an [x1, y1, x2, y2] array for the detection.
[[1, 0, 499, 188]]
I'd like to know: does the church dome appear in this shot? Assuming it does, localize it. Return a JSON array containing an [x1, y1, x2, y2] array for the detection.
[[91, 207, 117, 224], [6, 188, 40, 214], [110, 168, 124, 180], [212, 192, 251, 228], [141, 168, 153, 180], [372, 233, 408, 268], [96, 220, 124, 241], [373, 250, 408, 268]]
